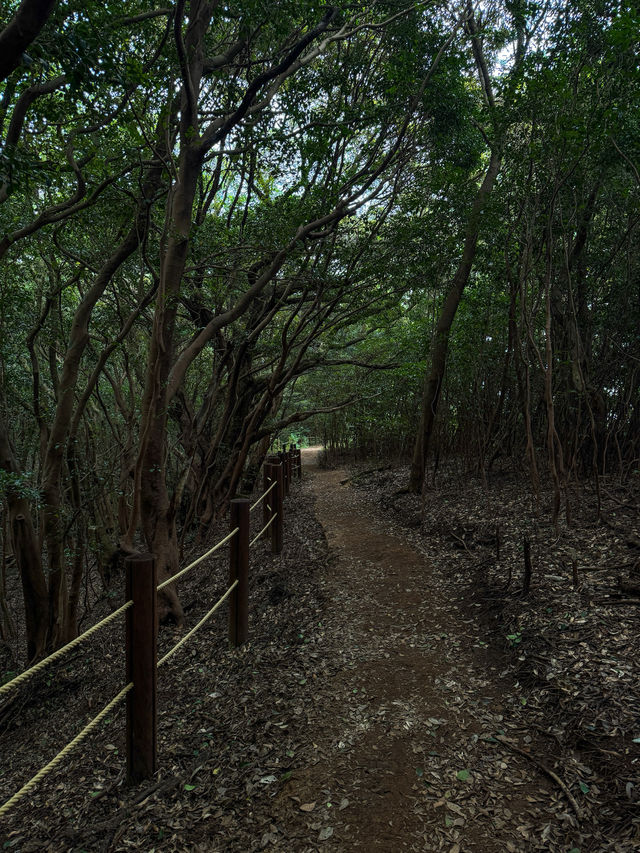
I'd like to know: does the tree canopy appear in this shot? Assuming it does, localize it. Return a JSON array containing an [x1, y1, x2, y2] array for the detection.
[[0, 0, 638, 658]]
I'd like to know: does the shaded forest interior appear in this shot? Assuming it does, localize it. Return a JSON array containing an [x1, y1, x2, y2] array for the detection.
[[0, 0, 639, 848]]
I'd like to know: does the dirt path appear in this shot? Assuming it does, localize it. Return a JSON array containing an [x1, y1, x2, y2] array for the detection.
[[1, 451, 595, 852], [272, 452, 561, 852]]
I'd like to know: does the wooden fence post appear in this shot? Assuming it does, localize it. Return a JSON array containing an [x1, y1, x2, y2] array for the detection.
[[126, 553, 157, 784], [274, 462, 284, 554], [229, 498, 250, 647], [279, 450, 290, 497], [291, 444, 302, 479], [267, 456, 283, 554], [263, 463, 273, 538]]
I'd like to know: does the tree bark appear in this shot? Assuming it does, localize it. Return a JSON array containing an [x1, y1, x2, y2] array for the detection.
[[408, 149, 502, 493], [131, 2, 213, 622], [40, 155, 165, 647], [0, 0, 57, 82], [131, 3, 343, 619], [0, 418, 48, 660]]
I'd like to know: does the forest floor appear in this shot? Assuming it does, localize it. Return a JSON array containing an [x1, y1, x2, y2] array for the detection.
[[0, 450, 639, 851]]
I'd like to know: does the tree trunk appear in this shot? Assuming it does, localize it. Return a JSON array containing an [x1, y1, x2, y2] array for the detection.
[[241, 435, 272, 494], [0, 418, 48, 660], [133, 146, 204, 625], [0, 0, 57, 83], [41, 220, 155, 647], [408, 149, 502, 493]]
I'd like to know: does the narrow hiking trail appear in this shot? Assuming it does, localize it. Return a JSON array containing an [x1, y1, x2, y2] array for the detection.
[[1, 451, 595, 852], [272, 450, 565, 853]]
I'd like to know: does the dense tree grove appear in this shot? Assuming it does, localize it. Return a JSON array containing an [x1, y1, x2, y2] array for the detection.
[[0, 0, 638, 659]]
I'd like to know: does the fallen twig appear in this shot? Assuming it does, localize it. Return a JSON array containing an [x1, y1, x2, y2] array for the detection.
[[495, 735, 582, 820], [446, 525, 473, 557]]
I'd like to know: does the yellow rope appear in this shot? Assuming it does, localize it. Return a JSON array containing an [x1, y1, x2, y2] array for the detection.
[[157, 580, 238, 667], [157, 528, 239, 592], [250, 480, 276, 512], [0, 601, 134, 698], [249, 513, 276, 547], [0, 682, 133, 819]]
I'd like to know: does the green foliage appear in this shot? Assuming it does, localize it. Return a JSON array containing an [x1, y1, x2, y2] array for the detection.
[[0, 0, 638, 650], [0, 470, 40, 504]]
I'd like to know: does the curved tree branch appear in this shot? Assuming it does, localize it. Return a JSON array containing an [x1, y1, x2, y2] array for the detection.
[[0, 0, 57, 82]]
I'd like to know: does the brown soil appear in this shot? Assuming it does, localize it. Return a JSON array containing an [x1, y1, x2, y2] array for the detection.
[[268, 452, 551, 853], [1, 450, 638, 851]]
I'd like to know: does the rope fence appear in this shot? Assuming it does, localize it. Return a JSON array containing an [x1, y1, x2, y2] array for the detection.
[[250, 513, 277, 548], [250, 479, 276, 512], [0, 682, 133, 819], [0, 444, 304, 820], [157, 527, 239, 592], [158, 580, 238, 667], [0, 600, 133, 698]]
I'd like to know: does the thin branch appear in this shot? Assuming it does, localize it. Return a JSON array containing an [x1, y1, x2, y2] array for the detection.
[[111, 8, 173, 26], [174, 0, 197, 125], [610, 136, 640, 187]]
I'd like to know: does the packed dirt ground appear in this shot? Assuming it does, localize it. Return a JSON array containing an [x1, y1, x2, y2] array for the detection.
[[1, 449, 639, 851]]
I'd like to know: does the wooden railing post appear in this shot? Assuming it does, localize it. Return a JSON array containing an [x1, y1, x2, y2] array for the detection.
[[229, 498, 250, 647], [291, 443, 302, 479], [287, 446, 293, 486], [125, 553, 157, 784], [267, 456, 283, 554], [262, 463, 273, 538], [279, 449, 290, 497], [274, 462, 284, 554]]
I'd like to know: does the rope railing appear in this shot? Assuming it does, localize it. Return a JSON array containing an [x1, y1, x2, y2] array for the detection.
[[158, 580, 239, 667], [250, 480, 276, 512], [157, 527, 239, 592], [1, 448, 302, 815], [0, 682, 133, 818], [250, 512, 277, 548], [0, 600, 134, 698]]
